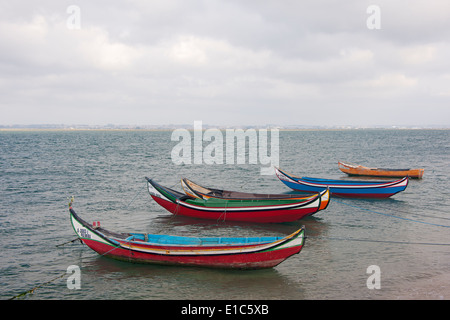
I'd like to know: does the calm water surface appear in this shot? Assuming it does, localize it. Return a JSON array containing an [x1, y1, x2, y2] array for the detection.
[[0, 129, 449, 300]]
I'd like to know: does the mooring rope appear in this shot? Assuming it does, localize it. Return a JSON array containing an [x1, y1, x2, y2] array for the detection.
[[333, 199, 450, 228], [122, 185, 144, 211], [9, 273, 67, 300], [359, 201, 450, 221], [309, 235, 450, 246], [55, 237, 81, 247], [11, 237, 123, 300], [217, 200, 229, 222]]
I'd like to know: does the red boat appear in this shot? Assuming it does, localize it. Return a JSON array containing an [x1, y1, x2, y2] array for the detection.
[[146, 177, 329, 223], [69, 206, 306, 269]]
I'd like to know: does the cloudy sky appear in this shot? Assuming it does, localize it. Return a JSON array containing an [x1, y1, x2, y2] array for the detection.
[[1, 0, 449, 127]]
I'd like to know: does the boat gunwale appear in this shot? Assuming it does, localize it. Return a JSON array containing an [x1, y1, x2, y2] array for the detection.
[[69, 206, 305, 257], [181, 178, 318, 201]]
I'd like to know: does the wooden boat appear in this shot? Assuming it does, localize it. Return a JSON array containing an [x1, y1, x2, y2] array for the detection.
[[338, 161, 424, 179], [69, 205, 306, 269], [146, 177, 329, 223], [181, 178, 329, 212], [275, 167, 408, 198], [181, 177, 310, 200]]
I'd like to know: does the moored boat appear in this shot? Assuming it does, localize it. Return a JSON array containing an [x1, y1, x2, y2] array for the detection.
[[338, 161, 424, 179], [182, 178, 321, 199], [146, 177, 329, 223], [181, 178, 329, 213], [69, 205, 306, 269], [275, 167, 408, 198]]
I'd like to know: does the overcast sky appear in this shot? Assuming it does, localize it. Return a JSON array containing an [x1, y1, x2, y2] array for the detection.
[[1, 1, 449, 127]]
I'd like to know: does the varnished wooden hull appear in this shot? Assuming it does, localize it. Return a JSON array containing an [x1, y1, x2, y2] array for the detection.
[[338, 161, 424, 179]]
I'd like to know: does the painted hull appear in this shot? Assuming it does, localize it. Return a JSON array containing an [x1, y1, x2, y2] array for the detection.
[[275, 167, 408, 198], [70, 207, 305, 269], [338, 161, 424, 179], [147, 178, 329, 223]]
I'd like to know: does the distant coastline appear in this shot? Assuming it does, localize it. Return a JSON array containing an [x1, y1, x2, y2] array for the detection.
[[1, 124, 449, 131]]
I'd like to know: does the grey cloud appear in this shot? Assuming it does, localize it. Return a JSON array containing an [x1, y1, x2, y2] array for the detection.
[[0, 1, 449, 127]]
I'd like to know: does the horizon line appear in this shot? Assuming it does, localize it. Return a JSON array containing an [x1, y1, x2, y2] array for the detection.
[[1, 123, 449, 130]]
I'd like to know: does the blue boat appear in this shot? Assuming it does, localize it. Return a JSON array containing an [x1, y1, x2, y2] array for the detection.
[[275, 167, 408, 198]]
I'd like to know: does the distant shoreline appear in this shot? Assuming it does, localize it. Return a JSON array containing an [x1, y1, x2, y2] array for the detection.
[[0, 127, 174, 132], [1, 125, 449, 131]]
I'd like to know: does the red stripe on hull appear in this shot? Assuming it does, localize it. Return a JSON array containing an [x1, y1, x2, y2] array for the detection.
[[151, 196, 317, 223], [82, 239, 302, 269]]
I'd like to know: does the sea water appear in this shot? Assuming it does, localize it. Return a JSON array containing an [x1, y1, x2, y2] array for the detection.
[[1, 129, 449, 300]]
